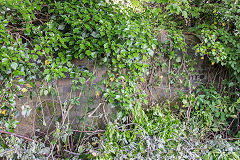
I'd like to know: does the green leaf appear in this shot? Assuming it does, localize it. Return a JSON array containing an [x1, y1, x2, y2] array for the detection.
[[2, 58, 9, 65], [144, 99, 148, 105], [58, 24, 65, 30], [45, 48, 50, 54], [44, 69, 50, 74], [109, 99, 114, 103], [211, 128, 219, 132], [32, 55, 38, 60], [45, 74, 51, 81], [140, 77, 145, 82], [79, 77, 86, 84], [148, 49, 154, 56], [85, 50, 91, 56], [182, 11, 187, 18], [62, 67, 68, 72], [176, 57, 181, 63], [80, 44, 85, 49], [11, 62, 18, 70], [182, 99, 187, 105]]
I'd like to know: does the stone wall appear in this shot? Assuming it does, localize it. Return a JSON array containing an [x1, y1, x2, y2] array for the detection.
[[15, 32, 213, 136], [15, 59, 111, 136]]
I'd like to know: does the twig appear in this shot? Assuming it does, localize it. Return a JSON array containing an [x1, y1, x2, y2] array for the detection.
[[168, 59, 172, 98], [102, 102, 109, 124], [55, 83, 64, 123], [88, 103, 103, 118], [187, 105, 191, 122], [73, 129, 105, 133], [64, 149, 81, 156], [227, 110, 240, 130], [0, 130, 37, 142], [224, 137, 240, 141], [20, 35, 33, 48], [48, 143, 56, 159], [73, 123, 146, 134]]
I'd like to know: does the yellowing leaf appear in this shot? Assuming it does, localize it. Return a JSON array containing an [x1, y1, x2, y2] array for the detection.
[[123, 82, 126, 88], [0, 110, 6, 115], [179, 79, 183, 84], [21, 88, 28, 93], [25, 84, 32, 88], [211, 62, 215, 65], [201, 57, 204, 60], [222, 23, 226, 26], [214, 22, 217, 25], [45, 60, 50, 65], [96, 91, 100, 97], [110, 77, 114, 82]]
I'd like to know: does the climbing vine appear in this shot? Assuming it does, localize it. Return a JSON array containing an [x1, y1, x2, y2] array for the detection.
[[1, 0, 240, 159]]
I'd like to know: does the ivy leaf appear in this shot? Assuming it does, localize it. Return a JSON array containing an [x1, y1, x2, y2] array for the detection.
[[140, 77, 145, 82], [212, 128, 219, 132], [58, 24, 65, 30], [44, 69, 50, 74], [148, 49, 154, 57], [2, 58, 9, 65], [86, 50, 91, 56], [115, 95, 120, 100], [80, 44, 85, 49], [144, 99, 148, 105], [91, 32, 97, 38], [182, 99, 188, 105], [11, 62, 18, 70], [44, 90, 48, 96], [182, 11, 187, 18], [32, 55, 38, 60], [45, 48, 50, 54], [176, 57, 181, 63], [45, 74, 51, 81], [79, 77, 86, 84]]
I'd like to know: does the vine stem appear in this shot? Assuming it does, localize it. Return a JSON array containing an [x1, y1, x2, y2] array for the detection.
[[77, 60, 97, 148], [0, 130, 37, 142], [73, 129, 105, 133]]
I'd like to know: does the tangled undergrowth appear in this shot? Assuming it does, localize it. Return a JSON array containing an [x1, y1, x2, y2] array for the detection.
[[1, 0, 240, 159]]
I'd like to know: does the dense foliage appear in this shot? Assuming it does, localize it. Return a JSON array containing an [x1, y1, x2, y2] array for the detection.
[[0, 0, 240, 159]]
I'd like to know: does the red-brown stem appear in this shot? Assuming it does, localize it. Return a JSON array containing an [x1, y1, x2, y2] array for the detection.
[[0, 130, 37, 143]]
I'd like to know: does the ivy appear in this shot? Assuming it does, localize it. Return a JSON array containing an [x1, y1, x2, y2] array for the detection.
[[1, 0, 240, 159]]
